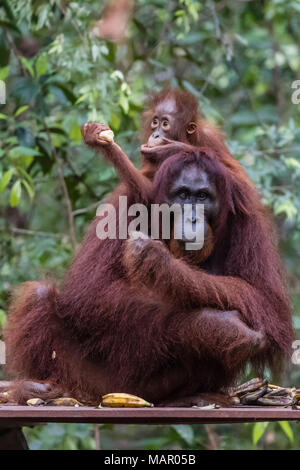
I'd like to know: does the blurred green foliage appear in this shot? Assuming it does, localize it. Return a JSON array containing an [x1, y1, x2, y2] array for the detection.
[[0, 0, 300, 450]]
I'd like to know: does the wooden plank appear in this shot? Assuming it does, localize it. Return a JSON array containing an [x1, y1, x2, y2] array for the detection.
[[0, 406, 300, 425]]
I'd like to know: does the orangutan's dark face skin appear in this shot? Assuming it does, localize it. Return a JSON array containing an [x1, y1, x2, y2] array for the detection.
[[165, 164, 219, 243]]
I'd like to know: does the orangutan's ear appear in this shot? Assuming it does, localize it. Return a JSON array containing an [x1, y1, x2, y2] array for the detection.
[[186, 122, 197, 135]]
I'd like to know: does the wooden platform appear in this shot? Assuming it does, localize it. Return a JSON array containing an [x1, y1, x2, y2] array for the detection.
[[1, 405, 300, 425]]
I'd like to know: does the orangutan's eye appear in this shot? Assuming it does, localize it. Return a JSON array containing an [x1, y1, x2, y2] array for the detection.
[[197, 191, 208, 201], [178, 190, 189, 200], [151, 118, 159, 129], [162, 120, 170, 130]]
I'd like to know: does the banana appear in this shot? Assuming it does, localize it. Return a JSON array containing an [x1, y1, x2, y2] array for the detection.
[[258, 396, 293, 406], [230, 378, 267, 397], [46, 397, 83, 407], [101, 393, 153, 408], [230, 396, 240, 405], [240, 385, 268, 405], [265, 387, 295, 398], [0, 391, 10, 403], [27, 398, 45, 407], [98, 129, 114, 143]]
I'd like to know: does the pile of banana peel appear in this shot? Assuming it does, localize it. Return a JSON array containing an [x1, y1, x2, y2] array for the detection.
[[0, 379, 299, 409], [229, 377, 300, 408]]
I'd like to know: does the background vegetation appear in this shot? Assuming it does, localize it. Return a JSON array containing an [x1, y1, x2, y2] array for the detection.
[[0, 0, 300, 450]]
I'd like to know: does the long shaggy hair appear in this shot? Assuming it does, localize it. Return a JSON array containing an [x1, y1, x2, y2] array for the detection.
[[153, 150, 293, 373], [4, 148, 294, 405]]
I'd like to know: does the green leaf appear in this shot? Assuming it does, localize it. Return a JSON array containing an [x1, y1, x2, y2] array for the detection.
[[0, 32, 10, 67], [0, 20, 20, 34], [19, 155, 34, 168], [11, 76, 39, 103], [0, 66, 9, 80], [44, 127, 67, 137], [36, 54, 47, 77], [9, 146, 40, 159], [0, 113, 7, 119], [69, 123, 82, 142], [172, 425, 194, 446], [253, 422, 269, 445], [10, 179, 22, 207], [21, 57, 34, 77], [76, 93, 89, 105], [0, 168, 14, 191], [15, 105, 29, 117], [18, 167, 33, 184], [50, 82, 77, 104], [0, 309, 6, 328], [278, 421, 294, 443], [274, 200, 297, 221], [284, 157, 300, 169], [110, 113, 121, 131], [22, 179, 35, 201], [119, 94, 129, 114]]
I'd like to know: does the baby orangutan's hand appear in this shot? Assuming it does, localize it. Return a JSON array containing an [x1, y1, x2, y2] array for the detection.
[[81, 122, 114, 148]]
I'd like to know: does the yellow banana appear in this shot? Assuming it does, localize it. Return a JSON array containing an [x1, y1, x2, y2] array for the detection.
[[101, 393, 153, 408]]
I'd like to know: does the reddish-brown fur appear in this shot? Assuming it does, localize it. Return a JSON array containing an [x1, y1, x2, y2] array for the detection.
[[140, 88, 250, 183], [4, 147, 294, 405], [4, 88, 294, 404]]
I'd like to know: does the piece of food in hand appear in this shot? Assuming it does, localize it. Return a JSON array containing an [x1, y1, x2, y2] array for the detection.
[[98, 129, 114, 143], [27, 398, 45, 407], [101, 392, 153, 408]]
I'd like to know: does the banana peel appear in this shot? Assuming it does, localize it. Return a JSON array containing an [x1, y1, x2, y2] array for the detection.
[[26, 397, 83, 407], [46, 397, 83, 407]]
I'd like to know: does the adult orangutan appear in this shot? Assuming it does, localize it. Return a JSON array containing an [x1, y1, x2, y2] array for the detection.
[[4, 143, 294, 405]]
